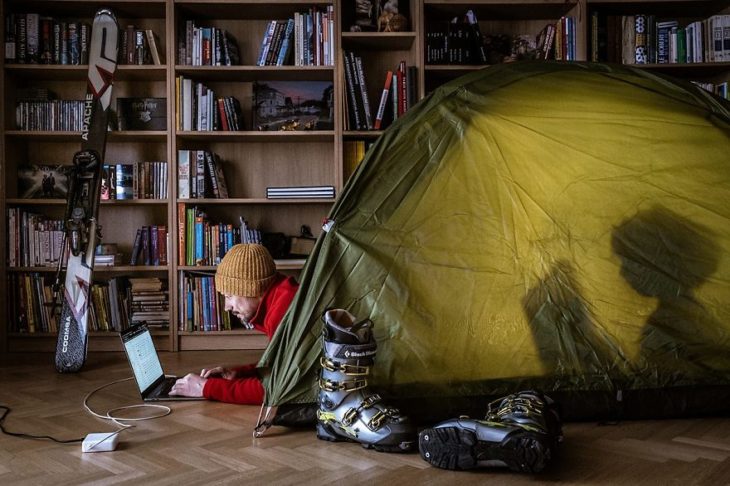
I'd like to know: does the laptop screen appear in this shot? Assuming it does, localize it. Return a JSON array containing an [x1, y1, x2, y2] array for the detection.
[[121, 326, 164, 395]]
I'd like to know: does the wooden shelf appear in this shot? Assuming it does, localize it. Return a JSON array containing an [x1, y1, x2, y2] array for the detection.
[[8, 329, 169, 338], [175, 130, 335, 142], [5, 198, 168, 205], [341, 32, 417, 51], [175, 65, 334, 81], [177, 198, 335, 204], [4, 64, 167, 81], [2, 1, 167, 18], [7, 266, 168, 273], [5, 131, 167, 141], [343, 130, 384, 139], [179, 259, 305, 272], [174, 1, 332, 20], [630, 62, 730, 77], [423, 0, 579, 20]]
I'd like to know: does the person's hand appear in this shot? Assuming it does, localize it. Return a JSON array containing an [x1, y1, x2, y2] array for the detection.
[[200, 366, 237, 380], [169, 373, 207, 397]]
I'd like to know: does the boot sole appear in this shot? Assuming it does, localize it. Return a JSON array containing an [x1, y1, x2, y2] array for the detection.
[[317, 422, 415, 453], [418, 426, 551, 473]]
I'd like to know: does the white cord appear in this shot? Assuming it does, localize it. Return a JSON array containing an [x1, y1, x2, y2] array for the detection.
[[82, 377, 173, 451]]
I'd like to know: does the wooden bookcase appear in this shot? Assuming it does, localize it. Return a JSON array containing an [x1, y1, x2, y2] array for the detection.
[[1, 0, 728, 355]]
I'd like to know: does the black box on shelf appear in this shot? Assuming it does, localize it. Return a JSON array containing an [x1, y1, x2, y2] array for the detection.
[[117, 97, 167, 130]]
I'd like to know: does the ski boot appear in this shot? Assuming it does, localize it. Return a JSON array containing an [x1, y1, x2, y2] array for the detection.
[[316, 309, 416, 452], [418, 390, 562, 473]]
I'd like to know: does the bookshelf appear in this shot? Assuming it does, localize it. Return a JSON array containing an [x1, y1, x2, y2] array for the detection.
[[1, 0, 728, 355]]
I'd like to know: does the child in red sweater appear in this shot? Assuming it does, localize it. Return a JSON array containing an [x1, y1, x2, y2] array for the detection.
[[169, 244, 299, 404]]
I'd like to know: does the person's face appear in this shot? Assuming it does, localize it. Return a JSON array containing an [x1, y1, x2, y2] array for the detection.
[[223, 294, 261, 322]]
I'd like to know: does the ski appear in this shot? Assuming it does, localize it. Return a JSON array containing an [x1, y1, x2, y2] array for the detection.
[[54, 9, 119, 373]]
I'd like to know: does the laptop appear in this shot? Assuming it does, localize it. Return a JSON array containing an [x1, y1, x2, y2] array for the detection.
[[120, 325, 203, 401]]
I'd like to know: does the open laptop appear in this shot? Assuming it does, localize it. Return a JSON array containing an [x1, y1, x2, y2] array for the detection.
[[120, 325, 203, 401]]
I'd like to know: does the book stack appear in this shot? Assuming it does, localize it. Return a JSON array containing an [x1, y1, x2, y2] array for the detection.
[[178, 21, 240, 66], [130, 225, 168, 266], [266, 185, 335, 199], [128, 278, 169, 327], [179, 273, 235, 332], [177, 150, 229, 199], [256, 5, 335, 67], [176, 77, 242, 131], [101, 161, 168, 201]]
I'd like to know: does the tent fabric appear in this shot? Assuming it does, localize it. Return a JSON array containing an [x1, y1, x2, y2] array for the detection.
[[259, 61, 730, 421]]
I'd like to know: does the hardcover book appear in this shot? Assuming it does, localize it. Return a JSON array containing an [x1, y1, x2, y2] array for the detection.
[[18, 164, 71, 198], [253, 81, 334, 131], [117, 97, 167, 130]]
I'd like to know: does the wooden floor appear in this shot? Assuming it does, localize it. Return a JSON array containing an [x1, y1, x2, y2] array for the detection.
[[1, 351, 730, 485]]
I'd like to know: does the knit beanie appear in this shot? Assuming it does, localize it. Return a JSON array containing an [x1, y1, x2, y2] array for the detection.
[[215, 244, 276, 297]]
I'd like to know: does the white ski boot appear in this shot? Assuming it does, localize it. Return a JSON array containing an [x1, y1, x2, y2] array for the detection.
[[316, 309, 416, 452]]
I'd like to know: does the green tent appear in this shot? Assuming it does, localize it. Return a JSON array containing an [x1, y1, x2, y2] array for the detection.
[[259, 62, 730, 427]]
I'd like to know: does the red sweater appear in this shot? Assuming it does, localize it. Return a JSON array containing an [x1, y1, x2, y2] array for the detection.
[[202, 274, 299, 404]]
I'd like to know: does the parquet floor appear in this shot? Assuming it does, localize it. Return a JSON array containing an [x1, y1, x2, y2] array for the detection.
[[1, 351, 730, 485]]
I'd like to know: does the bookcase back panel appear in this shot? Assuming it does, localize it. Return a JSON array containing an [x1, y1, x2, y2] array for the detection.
[[98, 206, 169, 257], [423, 2, 577, 22], [175, 2, 332, 22], [340, 0, 416, 33], [206, 141, 335, 198]]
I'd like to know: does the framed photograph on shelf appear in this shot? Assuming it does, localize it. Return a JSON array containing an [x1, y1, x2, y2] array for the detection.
[[253, 81, 334, 131]]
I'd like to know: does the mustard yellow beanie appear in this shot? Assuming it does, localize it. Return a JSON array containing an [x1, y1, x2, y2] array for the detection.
[[215, 244, 276, 297]]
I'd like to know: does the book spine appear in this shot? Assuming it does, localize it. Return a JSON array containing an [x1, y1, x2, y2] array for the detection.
[[354, 54, 373, 130], [373, 70, 393, 130]]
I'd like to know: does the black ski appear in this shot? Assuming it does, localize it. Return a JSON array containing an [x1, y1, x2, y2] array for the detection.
[[54, 9, 119, 373]]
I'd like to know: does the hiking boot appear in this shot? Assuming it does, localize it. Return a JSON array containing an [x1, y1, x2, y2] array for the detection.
[[316, 309, 416, 452], [418, 390, 562, 473]]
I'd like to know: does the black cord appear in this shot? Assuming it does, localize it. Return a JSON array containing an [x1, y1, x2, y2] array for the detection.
[[0, 405, 84, 443]]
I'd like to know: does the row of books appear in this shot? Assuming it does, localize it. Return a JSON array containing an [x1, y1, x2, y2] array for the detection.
[[119, 25, 163, 65], [88, 278, 131, 332], [7, 273, 58, 333], [266, 185, 335, 199], [343, 140, 373, 181], [4, 14, 90, 65], [179, 274, 237, 332], [180, 207, 253, 266], [101, 162, 169, 200], [178, 150, 229, 199], [592, 14, 730, 64], [15, 99, 84, 131], [426, 10, 487, 65], [343, 52, 415, 131], [176, 77, 243, 131], [178, 21, 240, 66], [130, 225, 169, 266], [256, 6, 335, 67], [6, 209, 65, 268], [692, 81, 729, 99]]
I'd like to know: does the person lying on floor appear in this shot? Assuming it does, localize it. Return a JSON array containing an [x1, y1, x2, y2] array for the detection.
[[169, 243, 298, 404]]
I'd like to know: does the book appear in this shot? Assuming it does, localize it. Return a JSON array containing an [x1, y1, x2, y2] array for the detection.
[[373, 71, 393, 130], [253, 81, 334, 131], [115, 164, 134, 200], [18, 164, 71, 198], [117, 97, 167, 130], [145, 29, 162, 65]]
